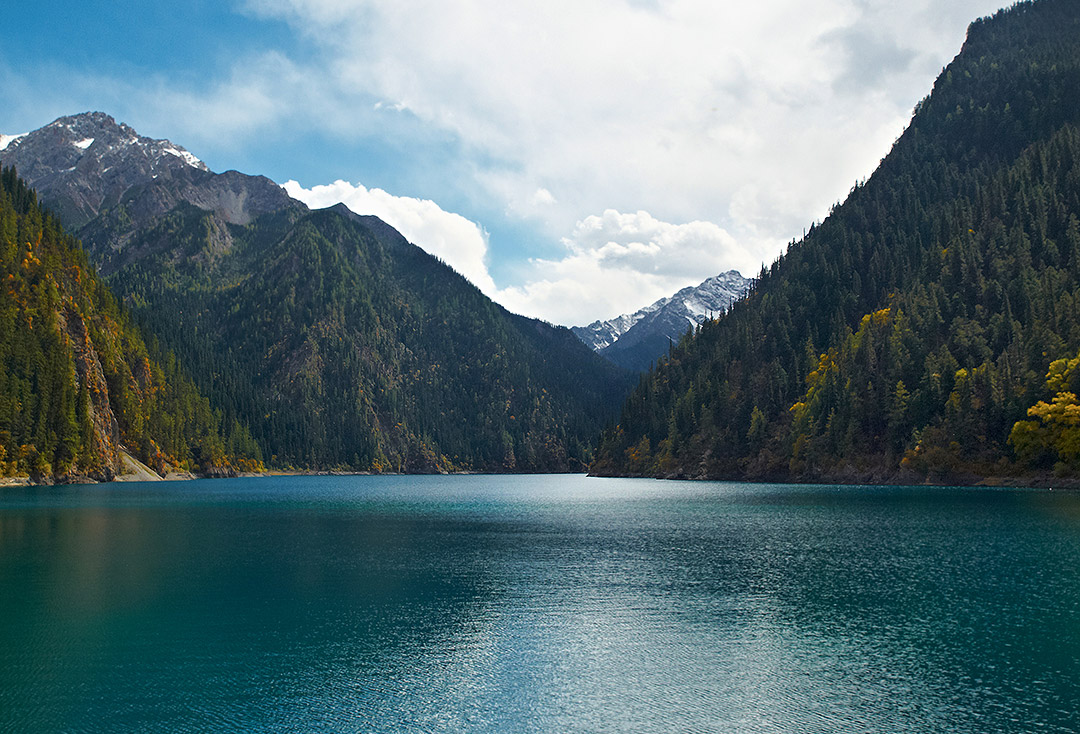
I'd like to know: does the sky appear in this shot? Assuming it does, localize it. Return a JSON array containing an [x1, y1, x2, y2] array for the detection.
[[1, 0, 1008, 326]]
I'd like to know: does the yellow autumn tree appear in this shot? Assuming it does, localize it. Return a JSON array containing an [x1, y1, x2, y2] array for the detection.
[[1009, 352, 1080, 469]]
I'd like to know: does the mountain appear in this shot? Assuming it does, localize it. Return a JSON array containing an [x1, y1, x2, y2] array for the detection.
[[593, 0, 1080, 483], [3, 113, 633, 473], [0, 168, 261, 482], [573, 271, 750, 371], [0, 113, 299, 266]]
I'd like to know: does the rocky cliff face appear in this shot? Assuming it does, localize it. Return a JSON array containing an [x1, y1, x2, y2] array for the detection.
[[0, 167, 257, 483], [58, 305, 123, 480]]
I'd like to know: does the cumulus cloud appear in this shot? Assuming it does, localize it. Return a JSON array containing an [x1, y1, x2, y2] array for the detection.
[[500, 209, 759, 325], [240, 0, 1001, 239], [282, 179, 497, 295], [566, 210, 754, 279], [233, 0, 1003, 318], [283, 178, 750, 324]]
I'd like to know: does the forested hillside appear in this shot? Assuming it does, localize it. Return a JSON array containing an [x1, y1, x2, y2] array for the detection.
[[0, 169, 260, 481], [593, 0, 1080, 483], [102, 202, 631, 473]]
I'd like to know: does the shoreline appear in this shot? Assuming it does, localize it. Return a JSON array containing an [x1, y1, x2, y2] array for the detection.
[[587, 469, 1080, 490], [0, 467, 587, 487], [4, 468, 1078, 490]]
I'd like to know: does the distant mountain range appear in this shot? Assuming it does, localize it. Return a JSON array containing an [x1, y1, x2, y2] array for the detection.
[[572, 271, 750, 371], [1, 112, 632, 477]]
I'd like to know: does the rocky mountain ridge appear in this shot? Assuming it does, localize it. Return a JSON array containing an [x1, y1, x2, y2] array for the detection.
[[572, 270, 750, 371], [1, 112, 299, 271]]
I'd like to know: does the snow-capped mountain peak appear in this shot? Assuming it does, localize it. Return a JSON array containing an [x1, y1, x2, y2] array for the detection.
[[6, 111, 207, 175], [571, 270, 751, 370], [572, 311, 646, 352], [0, 112, 227, 228]]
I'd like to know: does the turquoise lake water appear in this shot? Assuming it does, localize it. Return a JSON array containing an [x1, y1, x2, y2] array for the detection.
[[1, 474, 1078, 733]]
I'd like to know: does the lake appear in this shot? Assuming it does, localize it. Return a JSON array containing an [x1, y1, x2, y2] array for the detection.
[[1, 475, 1078, 733]]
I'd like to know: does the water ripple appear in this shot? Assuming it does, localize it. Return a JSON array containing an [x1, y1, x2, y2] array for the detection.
[[1, 476, 1079, 732]]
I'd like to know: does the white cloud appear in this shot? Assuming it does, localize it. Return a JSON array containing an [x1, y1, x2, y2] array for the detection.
[[568, 210, 754, 279], [498, 208, 759, 325], [240, 0, 1000, 237], [532, 188, 556, 207], [234, 0, 1002, 318], [282, 179, 498, 295], [283, 178, 747, 325]]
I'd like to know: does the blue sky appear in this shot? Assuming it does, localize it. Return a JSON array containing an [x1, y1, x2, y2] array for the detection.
[[2, 0, 1006, 325]]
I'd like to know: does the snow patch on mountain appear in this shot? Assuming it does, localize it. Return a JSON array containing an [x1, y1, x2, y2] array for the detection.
[[0, 133, 27, 151], [163, 145, 203, 169], [73, 138, 95, 150], [572, 304, 658, 352]]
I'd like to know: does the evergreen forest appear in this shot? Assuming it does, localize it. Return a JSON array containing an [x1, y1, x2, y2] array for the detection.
[[99, 203, 631, 473], [593, 0, 1080, 483], [0, 169, 260, 480]]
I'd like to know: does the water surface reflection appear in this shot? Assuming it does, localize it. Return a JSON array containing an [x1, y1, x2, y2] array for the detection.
[[1, 477, 1078, 733]]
